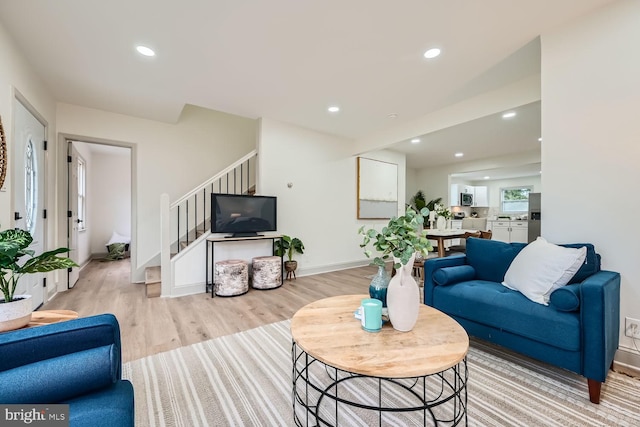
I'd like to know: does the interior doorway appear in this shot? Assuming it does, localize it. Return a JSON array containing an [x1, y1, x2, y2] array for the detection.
[[65, 139, 133, 288]]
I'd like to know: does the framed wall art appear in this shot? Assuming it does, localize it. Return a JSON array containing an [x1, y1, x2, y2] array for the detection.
[[357, 157, 398, 219]]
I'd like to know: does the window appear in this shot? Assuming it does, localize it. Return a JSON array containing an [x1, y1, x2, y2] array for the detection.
[[500, 186, 532, 213], [78, 156, 86, 231], [24, 139, 38, 235]]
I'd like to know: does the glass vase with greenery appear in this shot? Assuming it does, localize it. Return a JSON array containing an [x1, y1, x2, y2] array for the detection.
[[358, 206, 433, 269]]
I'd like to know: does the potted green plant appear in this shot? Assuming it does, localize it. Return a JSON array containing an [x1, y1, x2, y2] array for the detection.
[[358, 207, 432, 269], [409, 190, 427, 211], [273, 235, 305, 280], [0, 229, 78, 331], [426, 197, 443, 212]]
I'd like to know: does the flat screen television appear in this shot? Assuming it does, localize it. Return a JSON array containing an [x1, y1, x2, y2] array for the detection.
[[211, 194, 277, 237]]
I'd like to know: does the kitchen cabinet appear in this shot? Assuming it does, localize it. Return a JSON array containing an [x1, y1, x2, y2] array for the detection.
[[450, 184, 488, 207], [488, 220, 528, 243], [510, 221, 528, 243], [473, 186, 488, 207], [449, 220, 463, 246], [450, 184, 462, 206]]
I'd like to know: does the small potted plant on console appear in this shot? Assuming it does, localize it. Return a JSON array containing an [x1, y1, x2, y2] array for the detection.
[[274, 235, 305, 280]]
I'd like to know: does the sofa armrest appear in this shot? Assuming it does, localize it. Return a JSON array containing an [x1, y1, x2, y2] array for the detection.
[[424, 256, 468, 306], [0, 313, 124, 403], [580, 270, 621, 382]]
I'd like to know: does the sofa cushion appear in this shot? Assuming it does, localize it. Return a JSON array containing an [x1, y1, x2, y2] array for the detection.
[[433, 280, 581, 352], [433, 265, 476, 286], [561, 243, 600, 283], [0, 345, 118, 404], [502, 237, 587, 305], [465, 238, 526, 283], [549, 283, 581, 312], [65, 380, 134, 427]]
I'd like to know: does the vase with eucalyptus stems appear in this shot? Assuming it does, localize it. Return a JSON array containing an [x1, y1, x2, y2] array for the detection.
[[358, 207, 432, 331]]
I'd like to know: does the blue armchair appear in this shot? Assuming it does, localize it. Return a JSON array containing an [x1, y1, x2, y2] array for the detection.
[[0, 313, 134, 426]]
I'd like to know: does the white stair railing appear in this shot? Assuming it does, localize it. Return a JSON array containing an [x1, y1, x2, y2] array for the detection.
[[160, 150, 258, 294]]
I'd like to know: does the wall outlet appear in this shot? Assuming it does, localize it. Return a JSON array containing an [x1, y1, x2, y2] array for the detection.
[[625, 317, 640, 339]]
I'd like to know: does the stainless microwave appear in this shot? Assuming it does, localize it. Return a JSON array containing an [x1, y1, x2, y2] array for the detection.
[[460, 193, 473, 206]]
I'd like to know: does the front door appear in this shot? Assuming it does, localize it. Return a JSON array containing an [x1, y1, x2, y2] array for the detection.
[[12, 99, 46, 309]]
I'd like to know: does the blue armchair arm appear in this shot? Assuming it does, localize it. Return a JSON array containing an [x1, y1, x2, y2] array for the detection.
[[580, 270, 621, 383], [423, 256, 468, 306], [0, 313, 126, 404]]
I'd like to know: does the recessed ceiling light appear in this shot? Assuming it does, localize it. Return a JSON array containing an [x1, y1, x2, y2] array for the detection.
[[423, 48, 441, 59], [538, 137, 542, 142], [327, 106, 340, 113], [388, 113, 398, 119], [502, 111, 516, 119], [454, 152, 464, 158], [136, 45, 155, 57], [484, 176, 490, 180], [411, 138, 421, 144]]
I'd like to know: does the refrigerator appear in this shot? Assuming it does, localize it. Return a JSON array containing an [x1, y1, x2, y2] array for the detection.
[[528, 192, 541, 243]]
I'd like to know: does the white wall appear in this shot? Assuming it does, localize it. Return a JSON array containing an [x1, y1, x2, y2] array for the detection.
[[56, 103, 257, 281], [541, 0, 640, 367], [0, 22, 57, 237], [0, 21, 71, 295], [258, 118, 406, 275], [89, 148, 131, 255]]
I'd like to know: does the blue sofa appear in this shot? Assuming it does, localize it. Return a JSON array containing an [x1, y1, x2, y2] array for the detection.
[[424, 238, 620, 404], [0, 313, 134, 426]]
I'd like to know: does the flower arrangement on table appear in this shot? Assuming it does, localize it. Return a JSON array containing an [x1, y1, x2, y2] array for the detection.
[[433, 204, 452, 220]]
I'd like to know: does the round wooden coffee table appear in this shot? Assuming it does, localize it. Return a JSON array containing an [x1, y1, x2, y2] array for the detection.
[[291, 294, 469, 426], [27, 310, 79, 327]]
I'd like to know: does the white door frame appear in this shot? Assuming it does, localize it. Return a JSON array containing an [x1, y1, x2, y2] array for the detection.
[[67, 142, 81, 288], [56, 133, 137, 290]]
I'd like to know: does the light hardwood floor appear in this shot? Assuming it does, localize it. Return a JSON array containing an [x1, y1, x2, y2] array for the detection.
[[42, 259, 375, 362]]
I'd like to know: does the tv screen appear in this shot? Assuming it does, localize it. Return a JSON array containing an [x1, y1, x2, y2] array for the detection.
[[211, 194, 277, 237]]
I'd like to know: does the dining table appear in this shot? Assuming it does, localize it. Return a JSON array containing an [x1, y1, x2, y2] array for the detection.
[[426, 229, 478, 258]]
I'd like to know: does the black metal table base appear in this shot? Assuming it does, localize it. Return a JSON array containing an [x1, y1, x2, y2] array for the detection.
[[292, 341, 468, 426]]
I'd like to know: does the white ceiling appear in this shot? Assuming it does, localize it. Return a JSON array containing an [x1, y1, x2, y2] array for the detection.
[[0, 1, 613, 165]]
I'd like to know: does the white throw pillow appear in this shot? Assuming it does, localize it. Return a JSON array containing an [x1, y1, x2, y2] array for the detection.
[[107, 231, 131, 245], [502, 237, 587, 305]]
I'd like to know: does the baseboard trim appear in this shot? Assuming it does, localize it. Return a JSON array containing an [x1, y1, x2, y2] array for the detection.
[[613, 346, 640, 378], [168, 260, 374, 297], [169, 283, 206, 298], [296, 259, 372, 277]]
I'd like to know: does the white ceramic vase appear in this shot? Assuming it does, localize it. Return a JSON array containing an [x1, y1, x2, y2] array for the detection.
[[386, 254, 420, 332], [436, 216, 447, 230], [0, 294, 32, 332]]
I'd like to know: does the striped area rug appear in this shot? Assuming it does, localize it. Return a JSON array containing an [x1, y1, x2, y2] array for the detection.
[[123, 320, 640, 426]]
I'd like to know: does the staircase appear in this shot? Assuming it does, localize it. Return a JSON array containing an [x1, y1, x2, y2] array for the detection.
[[152, 150, 258, 298], [145, 266, 161, 298]]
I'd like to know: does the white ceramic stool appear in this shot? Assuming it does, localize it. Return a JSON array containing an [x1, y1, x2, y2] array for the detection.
[[252, 256, 282, 290], [214, 259, 249, 296]]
